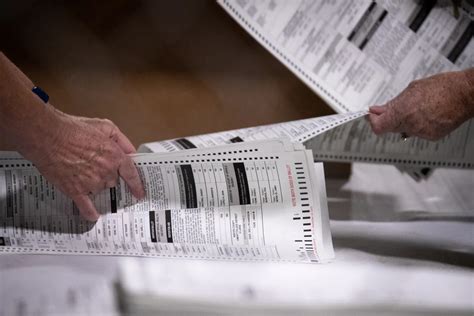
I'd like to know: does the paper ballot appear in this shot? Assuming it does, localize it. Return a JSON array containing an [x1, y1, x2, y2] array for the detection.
[[0, 139, 334, 263], [217, 0, 473, 113], [140, 111, 474, 170], [211, 0, 474, 179], [139, 1, 474, 175]]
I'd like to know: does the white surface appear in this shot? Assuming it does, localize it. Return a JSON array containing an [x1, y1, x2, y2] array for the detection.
[[1, 164, 473, 315], [328, 163, 474, 221], [118, 250, 473, 314], [0, 256, 119, 316]]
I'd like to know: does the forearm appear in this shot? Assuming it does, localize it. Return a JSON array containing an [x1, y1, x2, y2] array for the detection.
[[0, 52, 59, 156]]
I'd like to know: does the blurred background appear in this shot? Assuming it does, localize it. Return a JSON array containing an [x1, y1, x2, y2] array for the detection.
[[0, 0, 334, 146]]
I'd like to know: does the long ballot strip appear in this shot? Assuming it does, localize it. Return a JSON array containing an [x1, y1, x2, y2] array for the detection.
[[140, 111, 474, 171], [0, 139, 334, 263]]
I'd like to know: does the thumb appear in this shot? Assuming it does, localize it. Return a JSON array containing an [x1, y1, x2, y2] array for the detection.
[[368, 105, 388, 115], [368, 104, 400, 135]]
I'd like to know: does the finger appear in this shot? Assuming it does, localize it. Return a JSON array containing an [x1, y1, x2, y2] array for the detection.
[[368, 105, 388, 115], [118, 155, 146, 199], [104, 178, 118, 190], [104, 168, 119, 184], [114, 128, 137, 154], [73, 195, 100, 221], [93, 119, 136, 154]]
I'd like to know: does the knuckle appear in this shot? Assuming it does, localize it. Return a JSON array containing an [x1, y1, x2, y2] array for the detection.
[[104, 119, 119, 132], [98, 118, 118, 135], [90, 117, 103, 124], [97, 143, 119, 160], [100, 118, 114, 126], [407, 79, 421, 89]]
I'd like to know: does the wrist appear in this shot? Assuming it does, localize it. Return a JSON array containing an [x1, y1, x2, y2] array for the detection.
[[15, 102, 65, 164]]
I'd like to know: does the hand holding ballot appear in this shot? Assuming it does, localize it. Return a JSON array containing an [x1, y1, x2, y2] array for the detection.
[[29, 113, 146, 221], [0, 52, 145, 221], [369, 68, 474, 141]]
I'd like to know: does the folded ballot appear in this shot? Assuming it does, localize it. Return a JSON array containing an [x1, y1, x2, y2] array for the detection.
[[217, 0, 473, 113], [0, 139, 334, 263], [139, 111, 474, 178], [210, 0, 474, 180]]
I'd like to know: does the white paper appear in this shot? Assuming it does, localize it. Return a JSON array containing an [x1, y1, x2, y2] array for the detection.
[[0, 140, 334, 263], [140, 111, 474, 170], [217, 0, 473, 113]]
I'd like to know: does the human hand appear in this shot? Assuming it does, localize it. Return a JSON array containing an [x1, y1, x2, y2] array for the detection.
[[0, 52, 145, 221], [25, 109, 145, 221], [368, 70, 474, 140]]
